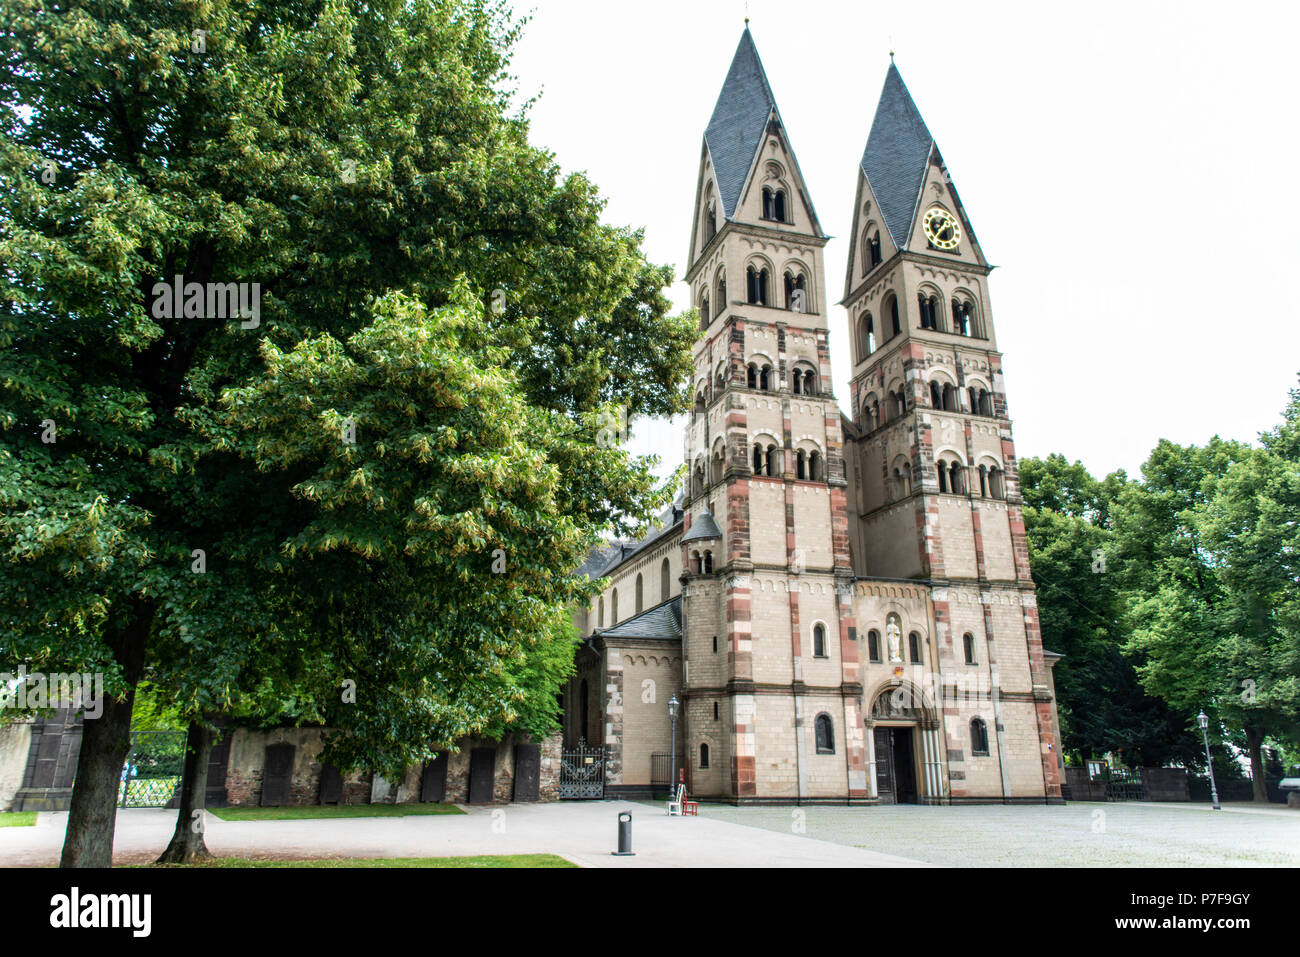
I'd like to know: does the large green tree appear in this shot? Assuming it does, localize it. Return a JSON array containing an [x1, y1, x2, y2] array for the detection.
[[0, 0, 694, 866], [1020, 454, 1198, 766], [1192, 386, 1300, 798]]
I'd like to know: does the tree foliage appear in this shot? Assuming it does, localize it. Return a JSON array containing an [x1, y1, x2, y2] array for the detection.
[[0, 0, 694, 863]]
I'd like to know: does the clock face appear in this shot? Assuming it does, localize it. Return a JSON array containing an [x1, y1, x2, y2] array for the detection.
[[923, 207, 961, 250]]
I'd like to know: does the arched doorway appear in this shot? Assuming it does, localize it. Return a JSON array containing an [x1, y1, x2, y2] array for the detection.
[[868, 683, 935, 805]]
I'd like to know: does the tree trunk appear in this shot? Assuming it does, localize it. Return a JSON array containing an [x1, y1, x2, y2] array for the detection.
[[1244, 725, 1268, 803], [156, 720, 213, 864], [59, 598, 153, 868]]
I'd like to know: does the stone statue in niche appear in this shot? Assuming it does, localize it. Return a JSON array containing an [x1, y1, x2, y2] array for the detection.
[[886, 616, 902, 662]]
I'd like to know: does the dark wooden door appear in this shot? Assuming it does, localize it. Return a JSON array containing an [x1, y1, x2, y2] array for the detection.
[[261, 743, 295, 806], [513, 745, 540, 802], [873, 727, 895, 804], [318, 764, 344, 804], [468, 747, 496, 804], [421, 752, 448, 803], [206, 731, 232, 808], [894, 728, 918, 803]]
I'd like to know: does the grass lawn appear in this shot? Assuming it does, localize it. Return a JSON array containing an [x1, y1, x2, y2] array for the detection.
[[0, 812, 37, 828], [209, 802, 465, 822], [150, 854, 573, 868]]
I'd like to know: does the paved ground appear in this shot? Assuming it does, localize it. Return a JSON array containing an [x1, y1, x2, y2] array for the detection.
[[696, 801, 1300, 867], [2, 800, 1294, 867], [0, 802, 926, 869]]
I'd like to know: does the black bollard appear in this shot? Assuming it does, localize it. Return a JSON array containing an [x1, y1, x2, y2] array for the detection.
[[612, 811, 634, 856]]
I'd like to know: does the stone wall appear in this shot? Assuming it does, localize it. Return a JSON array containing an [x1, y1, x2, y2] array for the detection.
[[224, 726, 561, 807], [0, 720, 33, 812]]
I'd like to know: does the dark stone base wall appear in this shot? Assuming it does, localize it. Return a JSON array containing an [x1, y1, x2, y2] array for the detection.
[[224, 727, 561, 807]]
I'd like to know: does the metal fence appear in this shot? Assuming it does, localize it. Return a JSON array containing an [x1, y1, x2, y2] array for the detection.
[[118, 730, 186, 808], [650, 753, 671, 788]]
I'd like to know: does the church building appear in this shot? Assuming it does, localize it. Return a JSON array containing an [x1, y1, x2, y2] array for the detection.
[[562, 27, 1065, 805]]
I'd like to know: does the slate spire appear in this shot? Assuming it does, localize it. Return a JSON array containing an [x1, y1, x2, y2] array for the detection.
[[705, 27, 779, 220], [860, 62, 936, 249]]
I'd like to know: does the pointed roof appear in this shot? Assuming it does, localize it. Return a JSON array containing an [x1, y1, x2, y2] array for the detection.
[[705, 28, 779, 220], [599, 597, 683, 641], [861, 63, 935, 249], [681, 509, 722, 543]]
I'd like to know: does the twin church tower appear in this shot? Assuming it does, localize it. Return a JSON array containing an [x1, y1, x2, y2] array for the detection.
[[564, 27, 1064, 805]]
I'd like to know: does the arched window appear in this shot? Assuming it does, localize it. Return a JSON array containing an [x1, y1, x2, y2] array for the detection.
[[713, 701, 719, 719], [949, 461, 965, 494], [802, 369, 816, 395], [890, 297, 901, 337], [699, 743, 710, 768], [918, 294, 939, 330], [943, 384, 958, 412], [704, 199, 717, 244], [989, 467, 1005, 500], [784, 271, 807, 312], [938, 463, 949, 494], [894, 389, 907, 419], [702, 550, 713, 574], [763, 187, 787, 222], [690, 550, 701, 575], [930, 381, 943, 408], [661, 558, 671, 601], [970, 717, 990, 756], [963, 632, 976, 664], [893, 466, 911, 499], [611, 588, 618, 624], [814, 714, 835, 754], [746, 266, 770, 306], [867, 629, 882, 662], [747, 363, 757, 389], [812, 623, 827, 658], [796, 449, 807, 480], [809, 451, 822, 482], [598, 596, 604, 629], [978, 390, 993, 417], [699, 294, 710, 328], [759, 364, 771, 391], [694, 388, 706, 413], [635, 573, 643, 614], [711, 446, 724, 483], [908, 631, 922, 664], [978, 464, 989, 497], [860, 313, 876, 358], [765, 444, 780, 477], [752, 442, 764, 475], [865, 398, 879, 431], [870, 230, 882, 267]]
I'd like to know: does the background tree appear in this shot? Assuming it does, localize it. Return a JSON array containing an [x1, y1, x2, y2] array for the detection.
[[1194, 385, 1300, 798], [0, 0, 694, 866], [1020, 455, 1198, 766]]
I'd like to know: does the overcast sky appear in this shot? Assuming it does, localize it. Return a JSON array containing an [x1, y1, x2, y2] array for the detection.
[[509, 0, 1300, 483]]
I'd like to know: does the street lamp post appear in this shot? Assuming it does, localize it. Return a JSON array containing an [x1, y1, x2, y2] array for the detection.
[[1198, 710, 1221, 810], [668, 695, 680, 798]]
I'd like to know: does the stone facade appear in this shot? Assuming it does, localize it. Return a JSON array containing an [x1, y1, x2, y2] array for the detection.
[[563, 29, 1063, 806], [223, 727, 561, 807]]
